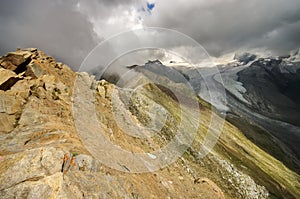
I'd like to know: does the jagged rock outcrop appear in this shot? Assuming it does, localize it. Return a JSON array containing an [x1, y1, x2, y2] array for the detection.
[[0, 49, 299, 198]]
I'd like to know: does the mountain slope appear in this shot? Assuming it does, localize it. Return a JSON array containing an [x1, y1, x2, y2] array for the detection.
[[0, 49, 299, 198], [152, 54, 300, 175]]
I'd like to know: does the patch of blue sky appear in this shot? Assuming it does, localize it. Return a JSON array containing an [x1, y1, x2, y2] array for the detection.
[[147, 2, 155, 11]]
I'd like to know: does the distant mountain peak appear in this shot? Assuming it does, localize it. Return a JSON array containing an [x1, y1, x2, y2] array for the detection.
[[234, 52, 257, 65], [288, 48, 300, 62], [146, 59, 162, 65]]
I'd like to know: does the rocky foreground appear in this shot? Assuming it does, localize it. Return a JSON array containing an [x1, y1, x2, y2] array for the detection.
[[0, 49, 299, 198]]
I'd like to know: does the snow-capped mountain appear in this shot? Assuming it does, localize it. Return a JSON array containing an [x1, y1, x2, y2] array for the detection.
[[124, 51, 300, 175]]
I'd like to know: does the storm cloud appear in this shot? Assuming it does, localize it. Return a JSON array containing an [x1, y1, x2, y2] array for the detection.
[[143, 0, 300, 56], [0, 0, 99, 68], [0, 0, 300, 68]]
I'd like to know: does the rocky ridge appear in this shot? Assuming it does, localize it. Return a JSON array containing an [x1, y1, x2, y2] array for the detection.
[[0, 49, 299, 198]]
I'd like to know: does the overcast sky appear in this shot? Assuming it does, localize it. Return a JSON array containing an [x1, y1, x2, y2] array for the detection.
[[1, 0, 300, 69]]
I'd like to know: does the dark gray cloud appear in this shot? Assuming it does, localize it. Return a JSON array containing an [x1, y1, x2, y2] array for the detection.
[[0, 0, 99, 68], [144, 0, 300, 56], [0, 0, 299, 69]]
